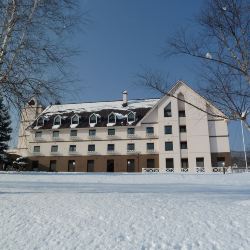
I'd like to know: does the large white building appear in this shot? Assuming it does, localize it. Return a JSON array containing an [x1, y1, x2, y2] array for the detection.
[[17, 81, 231, 172]]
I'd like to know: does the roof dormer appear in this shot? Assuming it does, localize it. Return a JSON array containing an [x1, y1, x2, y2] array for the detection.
[[36, 116, 44, 127], [127, 111, 136, 123], [53, 115, 61, 129], [71, 114, 79, 128], [107, 112, 116, 126], [89, 113, 99, 127]]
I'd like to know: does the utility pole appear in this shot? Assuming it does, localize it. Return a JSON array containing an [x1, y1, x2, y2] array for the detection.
[[240, 119, 248, 171]]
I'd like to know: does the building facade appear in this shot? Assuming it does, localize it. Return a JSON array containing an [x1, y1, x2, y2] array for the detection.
[[17, 81, 231, 173]]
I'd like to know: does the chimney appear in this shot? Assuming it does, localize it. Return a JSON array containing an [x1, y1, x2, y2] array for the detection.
[[122, 90, 128, 107]]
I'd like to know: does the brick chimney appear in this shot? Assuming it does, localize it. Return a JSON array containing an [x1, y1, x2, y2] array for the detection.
[[122, 90, 128, 107]]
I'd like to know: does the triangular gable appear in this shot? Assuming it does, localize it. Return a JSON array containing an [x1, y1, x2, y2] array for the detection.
[[138, 80, 227, 125]]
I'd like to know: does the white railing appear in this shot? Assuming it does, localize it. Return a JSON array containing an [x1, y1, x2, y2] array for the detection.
[[196, 167, 205, 173], [181, 168, 188, 172], [142, 168, 160, 173], [166, 168, 174, 172]]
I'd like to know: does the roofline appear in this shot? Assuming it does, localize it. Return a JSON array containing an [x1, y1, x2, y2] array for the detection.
[[49, 97, 160, 106]]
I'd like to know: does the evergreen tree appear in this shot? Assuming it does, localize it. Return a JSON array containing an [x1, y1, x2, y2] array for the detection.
[[0, 97, 12, 161]]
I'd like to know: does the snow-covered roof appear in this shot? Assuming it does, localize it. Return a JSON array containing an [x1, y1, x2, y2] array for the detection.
[[41, 99, 159, 117], [30, 98, 160, 129]]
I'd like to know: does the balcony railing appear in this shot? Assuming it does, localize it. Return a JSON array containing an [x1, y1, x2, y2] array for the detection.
[[145, 133, 158, 138], [196, 167, 205, 173], [166, 168, 174, 172], [70, 136, 81, 141], [142, 168, 159, 173], [146, 149, 158, 154], [181, 167, 188, 172]]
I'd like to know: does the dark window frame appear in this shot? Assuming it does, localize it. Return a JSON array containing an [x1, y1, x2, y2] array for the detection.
[[165, 142, 173, 151], [164, 125, 172, 134]]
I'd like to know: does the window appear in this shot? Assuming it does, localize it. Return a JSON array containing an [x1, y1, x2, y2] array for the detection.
[[146, 127, 154, 134], [69, 145, 76, 152], [181, 159, 189, 168], [165, 142, 173, 151], [37, 117, 44, 127], [33, 146, 40, 153], [70, 130, 77, 137], [180, 141, 188, 149], [178, 110, 186, 117], [127, 112, 135, 122], [88, 144, 95, 152], [108, 128, 115, 136], [53, 131, 59, 138], [127, 128, 135, 135], [89, 129, 96, 136], [89, 114, 97, 124], [217, 157, 225, 167], [164, 103, 172, 117], [108, 113, 116, 124], [127, 159, 135, 172], [147, 159, 155, 168], [54, 115, 61, 126], [35, 131, 42, 138], [32, 160, 39, 170], [87, 160, 94, 172], [49, 160, 56, 172], [107, 144, 115, 151], [51, 145, 58, 152], [68, 160, 75, 172], [165, 125, 172, 134], [71, 115, 79, 125], [127, 143, 135, 151], [166, 158, 174, 169], [196, 158, 204, 168], [147, 143, 154, 151], [180, 126, 186, 133]]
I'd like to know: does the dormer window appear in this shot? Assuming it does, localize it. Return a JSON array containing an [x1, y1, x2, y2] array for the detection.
[[37, 117, 44, 127], [71, 115, 79, 125], [127, 112, 135, 123], [89, 113, 97, 125], [54, 115, 61, 126], [108, 113, 116, 124]]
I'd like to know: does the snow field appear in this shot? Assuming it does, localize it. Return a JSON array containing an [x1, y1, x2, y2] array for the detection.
[[0, 173, 250, 250]]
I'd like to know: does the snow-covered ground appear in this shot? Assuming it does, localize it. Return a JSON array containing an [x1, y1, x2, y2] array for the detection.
[[0, 172, 250, 250]]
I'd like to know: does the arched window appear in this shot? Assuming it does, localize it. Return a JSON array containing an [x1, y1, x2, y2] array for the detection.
[[71, 115, 79, 125], [54, 115, 61, 126], [108, 113, 116, 124], [127, 112, 135, 123], [89, 113, 97, 124], [164, 103, 172, 117], [37, 117, 44, 127]]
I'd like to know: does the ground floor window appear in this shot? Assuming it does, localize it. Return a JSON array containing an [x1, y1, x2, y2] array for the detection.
[[87, 160, 94, 172], [217, 157, 225, 167], [68, 160, 76, 172], [127, 159, 135, 172], [107, 159, 114, 172], [181, 158, 189, 172], [49, 160, 56, 172], [166, 158, 174, 171], [196, 158, 204, 167], [147, 159, 155, 168], [32, 160, 39, 170]]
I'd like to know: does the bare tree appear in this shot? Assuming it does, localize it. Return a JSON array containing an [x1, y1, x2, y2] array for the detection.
[[140, 0, 250, 127], [0, 0, 86, 110]]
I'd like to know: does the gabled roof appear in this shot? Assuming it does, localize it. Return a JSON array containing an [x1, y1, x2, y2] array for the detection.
[[138, 80, 227, 125]]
